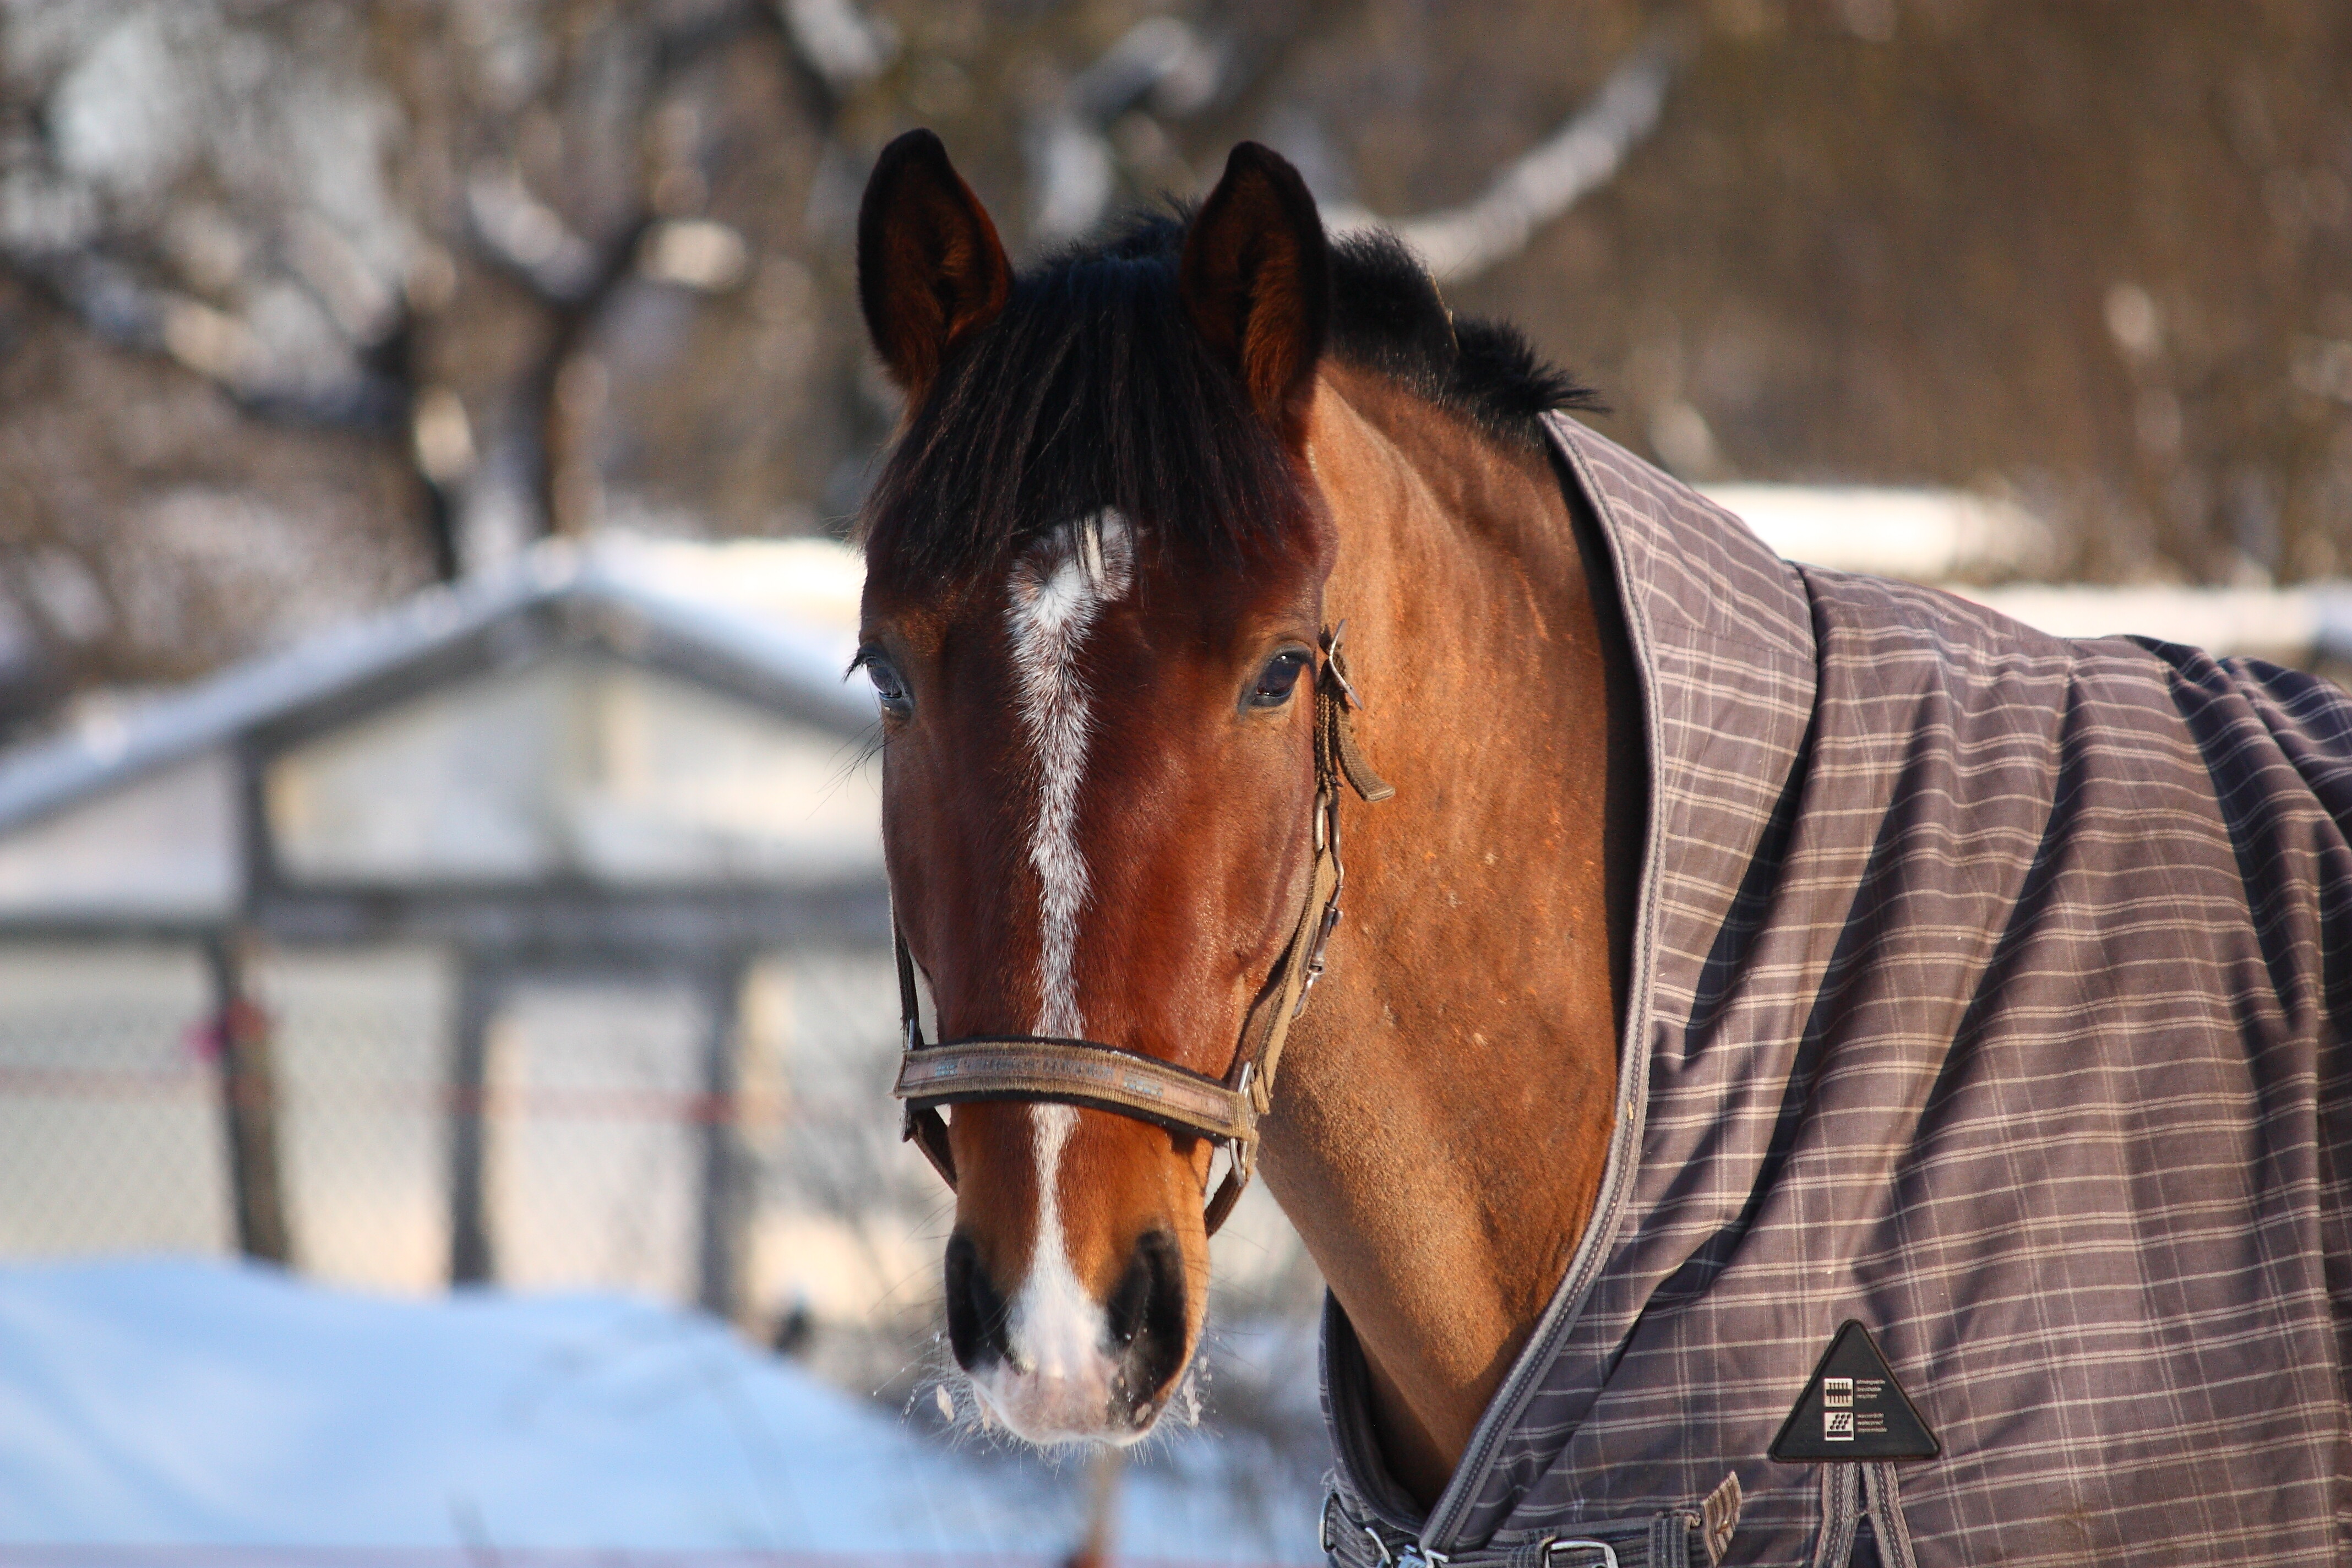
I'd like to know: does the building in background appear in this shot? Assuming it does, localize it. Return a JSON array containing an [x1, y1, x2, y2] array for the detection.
[[0, 535, 905, 1317]]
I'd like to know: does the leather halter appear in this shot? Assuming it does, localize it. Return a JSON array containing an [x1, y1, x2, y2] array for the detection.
[[889, 623, 1393, 1235]]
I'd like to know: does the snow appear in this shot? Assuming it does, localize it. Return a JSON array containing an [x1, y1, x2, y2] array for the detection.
[[0, 1257, 1320, 1565]]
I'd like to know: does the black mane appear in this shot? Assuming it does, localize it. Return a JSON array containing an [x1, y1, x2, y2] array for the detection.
[[1321, 227, 1603, 444], [861, 214, 1598, 582]]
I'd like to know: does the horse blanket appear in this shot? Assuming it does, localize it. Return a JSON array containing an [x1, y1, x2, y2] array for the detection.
[[1319, 416, 2352, 1567]]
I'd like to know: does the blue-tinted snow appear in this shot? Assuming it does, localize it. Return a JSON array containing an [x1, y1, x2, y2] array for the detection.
[[0, 1257, 1319, 1563]]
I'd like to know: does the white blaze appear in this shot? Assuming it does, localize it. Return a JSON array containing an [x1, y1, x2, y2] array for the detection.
[[1003, 509, 1133, 1038], [983, 509, 1139, 1444]]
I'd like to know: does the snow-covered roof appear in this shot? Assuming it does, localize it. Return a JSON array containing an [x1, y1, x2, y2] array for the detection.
[[1952, 580, 2352, 666], [1701, 483, 2054, 582], [0, 533, 873, 841], [1705, 483, 2352, 667]]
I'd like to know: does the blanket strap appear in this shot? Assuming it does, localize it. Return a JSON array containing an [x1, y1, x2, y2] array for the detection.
[[1321, 1474, 1741, 1568]]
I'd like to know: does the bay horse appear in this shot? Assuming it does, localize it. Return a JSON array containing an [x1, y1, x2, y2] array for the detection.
[[853, 132, 2352, 1567]]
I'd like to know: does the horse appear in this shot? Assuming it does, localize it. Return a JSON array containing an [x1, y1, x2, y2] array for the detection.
[[852, 131, 2352, 1567]]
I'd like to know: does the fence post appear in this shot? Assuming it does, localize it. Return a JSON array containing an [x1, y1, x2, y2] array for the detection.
[[206, 930, 290, 1264], [696, 955, 752, 1325], [448, 958, 500, 1286]]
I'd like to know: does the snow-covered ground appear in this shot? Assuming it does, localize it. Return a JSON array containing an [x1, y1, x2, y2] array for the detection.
[[0, 1257, 1322, 1565]]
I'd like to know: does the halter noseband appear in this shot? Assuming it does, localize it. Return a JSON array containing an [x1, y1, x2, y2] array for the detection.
[[889, 623, 1393, 1235]]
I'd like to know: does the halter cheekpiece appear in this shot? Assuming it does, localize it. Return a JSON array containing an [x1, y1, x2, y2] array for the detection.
[[889, 623, 1393, 1235]]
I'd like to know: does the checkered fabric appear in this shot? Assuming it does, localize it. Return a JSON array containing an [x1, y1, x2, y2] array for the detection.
[[1320, 416, 2352, 1567]]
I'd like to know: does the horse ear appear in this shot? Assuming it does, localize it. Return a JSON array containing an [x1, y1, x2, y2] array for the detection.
[[1180, 143, 1329, 437], [858, 129, 1013, 406]]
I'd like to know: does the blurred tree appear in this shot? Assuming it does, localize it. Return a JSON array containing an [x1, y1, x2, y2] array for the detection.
[[0, 0, 2348, 734], [1490, 1, 2352, 589]]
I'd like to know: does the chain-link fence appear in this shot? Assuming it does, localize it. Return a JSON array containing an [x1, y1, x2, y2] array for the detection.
[[0, 941, 937, 1306], [0, 945, 230, 1257], [0, 936, 1332, 1498]]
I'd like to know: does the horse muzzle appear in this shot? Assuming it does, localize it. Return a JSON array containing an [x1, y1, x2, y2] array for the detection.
[[946, 1225, 1190, 1445]]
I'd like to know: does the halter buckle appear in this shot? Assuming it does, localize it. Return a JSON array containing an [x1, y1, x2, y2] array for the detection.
[[1539, 1539, 1620, 1568], [1298, 901, 1343, 1013]]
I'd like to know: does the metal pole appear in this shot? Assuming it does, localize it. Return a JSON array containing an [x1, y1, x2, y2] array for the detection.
[[206, 929, 290, 1264], [448, 957, 500, 1286], [695, 955, 751, 1324]]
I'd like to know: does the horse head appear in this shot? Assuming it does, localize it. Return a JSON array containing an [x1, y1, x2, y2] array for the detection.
[[854, 131, 1343, 1445]]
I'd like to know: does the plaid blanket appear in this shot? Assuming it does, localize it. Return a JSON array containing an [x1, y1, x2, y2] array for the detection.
[[1319, 417, 2352, 1567]]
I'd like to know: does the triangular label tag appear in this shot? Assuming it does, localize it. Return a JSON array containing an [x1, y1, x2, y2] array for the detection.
[[1768, 1320, 1940, 1462]]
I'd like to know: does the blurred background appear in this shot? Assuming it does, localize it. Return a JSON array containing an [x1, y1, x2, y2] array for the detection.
[[0, 0, 2348, 1562]]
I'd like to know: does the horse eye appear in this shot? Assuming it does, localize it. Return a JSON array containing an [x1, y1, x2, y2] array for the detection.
[[857, 649, 912, 716], [1245, 650, 1310, 710]]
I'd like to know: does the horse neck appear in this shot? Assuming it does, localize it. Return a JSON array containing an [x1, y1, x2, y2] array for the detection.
[[1259, 368, 1638, 1506]]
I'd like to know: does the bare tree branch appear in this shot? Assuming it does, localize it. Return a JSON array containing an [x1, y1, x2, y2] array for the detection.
[[777, 0, 899, 99], [1026, 19, 1228, 246], [1329, 31, 1683, 282]]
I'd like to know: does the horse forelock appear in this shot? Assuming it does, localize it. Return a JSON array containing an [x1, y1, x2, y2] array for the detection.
[[857, 214, 1592, 595], [859, 230, 1303, 589]]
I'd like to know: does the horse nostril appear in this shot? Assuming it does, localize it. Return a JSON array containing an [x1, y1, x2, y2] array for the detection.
[[1104, 1241, 1151, 1348], [944, 1229, 1011, 1372], [1109, 1229, 1189, 1404]]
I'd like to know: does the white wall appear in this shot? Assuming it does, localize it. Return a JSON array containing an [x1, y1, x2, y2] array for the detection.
[[0, 753, 239, 919], [265, 654, 882, 887]]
